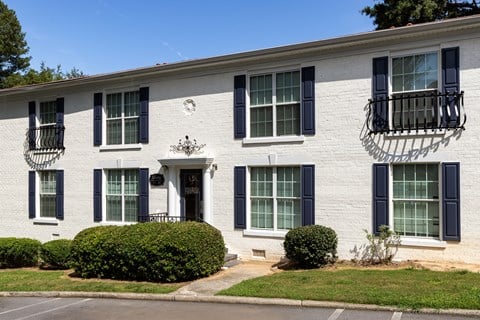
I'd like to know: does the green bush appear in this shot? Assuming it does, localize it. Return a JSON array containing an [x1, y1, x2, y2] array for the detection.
[[284, 225, 338, 269], [70, 222, 225, 282], [40, 239, 72, 269], [0, 237, 41, 268]]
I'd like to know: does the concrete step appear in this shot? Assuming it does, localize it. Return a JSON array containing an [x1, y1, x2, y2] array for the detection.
[[223, 253, 240, 268]]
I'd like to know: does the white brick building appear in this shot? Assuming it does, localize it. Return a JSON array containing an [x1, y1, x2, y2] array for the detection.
[[1, 16, 479, 263]]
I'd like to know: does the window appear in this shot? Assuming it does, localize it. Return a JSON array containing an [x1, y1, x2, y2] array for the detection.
[[39, 101, 56, 148], [393, 164, 439, 238], [39, 171, 57, 218], [106, 91, 140, 145], [391, 52, 439, 130], [249, 71, 300, 137], [250, 167, 301, 230], [106, 169, 139, 222]]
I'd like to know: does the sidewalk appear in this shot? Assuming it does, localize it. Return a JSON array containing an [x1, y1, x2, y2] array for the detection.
[[172, 261, 274, 296]]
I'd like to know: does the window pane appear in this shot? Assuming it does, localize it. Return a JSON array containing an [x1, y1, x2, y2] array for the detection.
[[392, 57, 403, 75], [39, 101, 56, 125], [404, 56, 414, 74], [124, 91, 139, 117], [106, 93, 122, 118], [251, 167, 273, 197], [125, 196, 138, 222], [425, 53, 438, 71], [277, 167, 300, 198], [107, 195, 122, 221], [277, 199, 301, 230], [250, 106, 273, 137], [107, 170, 121, 195], [250, 75, 272, 106], [276, 104, 300, 136], [124, 118, 139, 144], [40, 195, 56, 218], [107, 119, 122, 145], [276, 71, 300, 104], [40, 171, 56, 193], [124, 169, 138, 195], [251, 198, 273, 229]]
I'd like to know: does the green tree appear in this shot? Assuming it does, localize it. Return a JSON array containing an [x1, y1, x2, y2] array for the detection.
[[0, 0, 30, 87], [362, 0, 480, 30]]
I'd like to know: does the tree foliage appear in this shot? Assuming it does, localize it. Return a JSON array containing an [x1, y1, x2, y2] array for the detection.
[[0, 0, 30, 86], [0, 1, 84, 89], [362, 0, 480, 30]]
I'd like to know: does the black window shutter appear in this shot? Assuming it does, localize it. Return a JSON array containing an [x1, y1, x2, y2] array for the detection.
[[93, 93, 102, 146], [234, 166, 246, 229], [93, 169, 102, 222], [301, 165, 315, 225], [56, 170, 64, 220], [139, 87, 149, 143], [234, 75, 246, 139], [138, 168, 149, 222], [442, 47, 460, 128], [56, 97, 64, 149], [28, 101, 36, 150], [301, 66, 315, 135], [373, 163, 389, 235], [28, 171, 36, 219], [372, 57, 389, 133], [442, 162, 460, 241]]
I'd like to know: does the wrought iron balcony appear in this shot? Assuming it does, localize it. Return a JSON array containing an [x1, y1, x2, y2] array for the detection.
[[27, 125, 65, 151], [367, 91, 466, 134]]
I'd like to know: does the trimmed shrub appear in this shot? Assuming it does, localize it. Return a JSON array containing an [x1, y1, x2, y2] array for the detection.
[[0, 237, 41, 268], [284, 225, 338, 269], [70, 222, 225, 282], [40, 239, 72, 269]]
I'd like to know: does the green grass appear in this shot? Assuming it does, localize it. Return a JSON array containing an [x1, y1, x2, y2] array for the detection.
[[0, 269, 180, 294], [218, 268, 480, 310]]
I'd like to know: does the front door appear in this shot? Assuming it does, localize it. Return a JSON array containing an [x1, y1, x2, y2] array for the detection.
[[180, 169, 202, 221]]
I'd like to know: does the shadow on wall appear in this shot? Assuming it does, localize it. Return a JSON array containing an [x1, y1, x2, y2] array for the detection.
[[359, 103, 463, 163], [23, 132, 64, 170]]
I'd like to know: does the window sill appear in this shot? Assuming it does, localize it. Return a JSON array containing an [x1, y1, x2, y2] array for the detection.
[[399, 237, 447, 248], [33, 218, 59, 225], [99, 144, 143, 151], [99, 221, 136, 226], [242, 136, 304, 145], [243, 229, 288, 238]]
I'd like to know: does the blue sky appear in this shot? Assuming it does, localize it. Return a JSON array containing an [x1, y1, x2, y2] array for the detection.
[[5, 0, 375, 76]]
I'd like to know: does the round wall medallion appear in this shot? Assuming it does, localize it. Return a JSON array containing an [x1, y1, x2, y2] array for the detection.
[[183, 99, 196, 115]]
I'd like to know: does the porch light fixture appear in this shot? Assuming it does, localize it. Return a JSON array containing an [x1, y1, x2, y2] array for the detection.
[[170, 135, 206, 156]]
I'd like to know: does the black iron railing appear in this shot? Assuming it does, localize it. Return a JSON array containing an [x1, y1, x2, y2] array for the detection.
[[139, 213, 206, 223], [27, 125, 65, 150], [368, 91, 466, 134]]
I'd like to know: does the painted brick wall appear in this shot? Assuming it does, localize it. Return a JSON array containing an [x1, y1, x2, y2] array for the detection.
[[1, 32, 480, 264]]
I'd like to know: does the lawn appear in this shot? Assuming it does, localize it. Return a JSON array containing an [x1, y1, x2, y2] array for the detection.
[[218, 267, 480, 310], [0, 269, 180, 294]]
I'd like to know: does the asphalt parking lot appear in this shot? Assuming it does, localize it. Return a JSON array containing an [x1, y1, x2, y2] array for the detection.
[[0, 297, 477, 320]]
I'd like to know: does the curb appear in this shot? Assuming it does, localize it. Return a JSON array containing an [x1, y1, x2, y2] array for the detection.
[[1, 291, 480, 317]]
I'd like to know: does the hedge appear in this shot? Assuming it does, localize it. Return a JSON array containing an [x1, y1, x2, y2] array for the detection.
[[284, 225, 338, 268], [70, 222, 225, 282], [40, 239, 72, 269], [0, 237, 41, 268]]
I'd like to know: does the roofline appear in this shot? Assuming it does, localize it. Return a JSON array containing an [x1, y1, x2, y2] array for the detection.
[[2, 15, 480, 96]]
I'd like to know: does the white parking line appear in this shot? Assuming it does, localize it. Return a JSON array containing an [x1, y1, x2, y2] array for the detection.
[[327, 308, 344, 320], [0, 298, 62, 315], [391, 311, 402, 320], [12, 298, 91, 320]]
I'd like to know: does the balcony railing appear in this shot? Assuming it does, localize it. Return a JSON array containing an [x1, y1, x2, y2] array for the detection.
[[367, 91, 466, 134], [139, 213, 204, 223], [27, 125, 65, 151]]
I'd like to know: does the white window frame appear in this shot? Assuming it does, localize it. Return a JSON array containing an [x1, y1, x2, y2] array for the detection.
[[247, 166, 301, 233], [104, 168, 139, 223], [246, 68, 302, 140], [387, 47, 442, 132], [104, 89, 140, 146], [389, 162, 443, 242], [32, 170, 59, 224]]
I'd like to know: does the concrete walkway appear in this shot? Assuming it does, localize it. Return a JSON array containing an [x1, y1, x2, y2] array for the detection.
[[172, 261, 274, 296]]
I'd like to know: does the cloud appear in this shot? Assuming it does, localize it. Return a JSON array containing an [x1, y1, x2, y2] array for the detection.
[[161, 41, 188, 61]]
